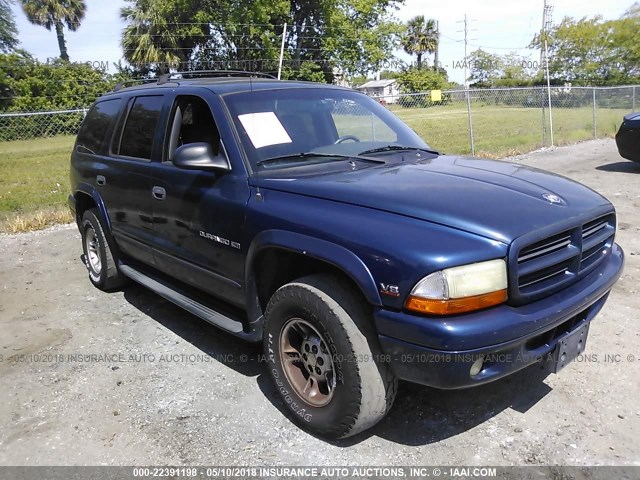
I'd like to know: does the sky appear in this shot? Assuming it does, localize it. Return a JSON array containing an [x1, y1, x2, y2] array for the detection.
[[9, 0, 636, 85]]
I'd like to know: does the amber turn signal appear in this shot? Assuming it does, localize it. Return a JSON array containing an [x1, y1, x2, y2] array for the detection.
[[405, 289, 508, 315]]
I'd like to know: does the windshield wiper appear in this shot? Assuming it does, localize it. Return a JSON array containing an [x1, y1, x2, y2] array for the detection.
[[257, 152, 385, 167], [358, 145, 440, 156]]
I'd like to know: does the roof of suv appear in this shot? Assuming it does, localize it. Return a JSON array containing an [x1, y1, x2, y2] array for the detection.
[[105, 77, 353, 97]]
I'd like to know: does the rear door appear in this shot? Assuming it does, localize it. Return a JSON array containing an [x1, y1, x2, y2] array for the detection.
[[73, 98, 124, 206], [103, 94, 166, 266]]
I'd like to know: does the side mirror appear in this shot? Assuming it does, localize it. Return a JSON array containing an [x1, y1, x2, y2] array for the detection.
[[172, 142, 230, 172]]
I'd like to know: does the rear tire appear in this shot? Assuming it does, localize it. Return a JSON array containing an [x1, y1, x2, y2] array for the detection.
[[81, 209, 126, 291], [264, 274, 397, 438]]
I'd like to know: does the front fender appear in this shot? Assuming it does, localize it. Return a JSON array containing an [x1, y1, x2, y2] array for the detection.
[[246, 229, 383, 307]]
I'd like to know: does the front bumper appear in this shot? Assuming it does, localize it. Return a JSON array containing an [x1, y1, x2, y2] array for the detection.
[[375, 243, 624, 389]]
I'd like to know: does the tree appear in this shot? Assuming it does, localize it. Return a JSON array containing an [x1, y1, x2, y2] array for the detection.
[[466, 49, 536, 87], [395, 66, 451, 107], [121, 0, 211, 74], [610, 3, 640, 84], [530, 6, 640, 86], [304, 0, 404, 80], [466, 49, 501, 87], [0, 51, 117, 112], [0, 51, 122, 139], [0, 50, 124, 140], [0, 0, 19, 53], [119, 0, 403, 80], [402, 15, 438, 69], [19, 0, 86, 62], [396, 66, 451, 93]]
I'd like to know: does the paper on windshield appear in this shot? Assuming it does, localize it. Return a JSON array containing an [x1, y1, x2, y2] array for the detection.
[[238, 112, 292, 149]]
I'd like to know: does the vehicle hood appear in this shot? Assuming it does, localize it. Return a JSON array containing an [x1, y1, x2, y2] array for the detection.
[[255, 155, 612, 243]]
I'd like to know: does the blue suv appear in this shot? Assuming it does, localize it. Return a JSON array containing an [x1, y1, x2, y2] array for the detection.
[[69, 72, 624, 438]]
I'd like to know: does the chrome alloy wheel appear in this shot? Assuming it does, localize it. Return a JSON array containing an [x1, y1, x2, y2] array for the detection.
[[279, 318, 336, 407], [84, 227, 102, 275]]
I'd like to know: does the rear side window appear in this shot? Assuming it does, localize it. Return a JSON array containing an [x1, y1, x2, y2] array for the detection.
[[76, 99, 122, 155], [118, 96, 164, 160]]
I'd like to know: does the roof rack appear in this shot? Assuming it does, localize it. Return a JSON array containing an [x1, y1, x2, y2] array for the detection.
[[112, 78, 159, 92], [157, 70, 277, 85]]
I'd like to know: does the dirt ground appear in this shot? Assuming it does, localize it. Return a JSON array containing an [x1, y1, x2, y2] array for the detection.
[[0, 139, 638, 467]]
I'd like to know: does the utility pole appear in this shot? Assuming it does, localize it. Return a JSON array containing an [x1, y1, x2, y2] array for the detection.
[[457, 14, 476, 155], [463, 15, 469, 88], [277, 23, 287, 80], [456, 15, 477, 88], [542, 0, 554, 146], [434, 20, 440, 70]]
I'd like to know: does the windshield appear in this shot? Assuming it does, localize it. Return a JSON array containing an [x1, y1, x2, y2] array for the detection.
[[222, 88, 431, 170]]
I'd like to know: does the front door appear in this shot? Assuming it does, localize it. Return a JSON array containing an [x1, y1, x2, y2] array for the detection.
[[147, 94, 250, 307]]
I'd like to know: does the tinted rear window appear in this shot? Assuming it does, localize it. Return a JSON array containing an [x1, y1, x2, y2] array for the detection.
[[76, 99, 122, 155], [118, 96, 164, 160]]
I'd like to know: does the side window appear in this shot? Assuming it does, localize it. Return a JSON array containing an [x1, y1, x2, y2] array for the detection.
[[167, 96, 221, 161], [76, 99, 122, 155], [118, 95, 164, 160], [331, 99, 397, 143]]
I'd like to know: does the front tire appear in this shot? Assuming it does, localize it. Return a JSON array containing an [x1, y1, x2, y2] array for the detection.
[[264, 274, 397, 438], [81, 209, 126, 291]]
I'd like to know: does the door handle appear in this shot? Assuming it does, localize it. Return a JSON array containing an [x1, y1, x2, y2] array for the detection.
[[96, 175, 106, 186], [152, 186, 166, 201]]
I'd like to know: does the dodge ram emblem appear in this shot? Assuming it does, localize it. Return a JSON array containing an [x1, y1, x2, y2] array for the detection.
[[542, 193, 564, 205]]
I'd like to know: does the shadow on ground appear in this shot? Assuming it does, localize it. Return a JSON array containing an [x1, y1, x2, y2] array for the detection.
[[123, 283, 262, 378], [123, 282, 553, 447], [595, 161, 640, 173], [257, 360, 552, 447]]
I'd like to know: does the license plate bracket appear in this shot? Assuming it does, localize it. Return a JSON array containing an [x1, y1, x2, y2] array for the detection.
[[549, 323, 590, 374]]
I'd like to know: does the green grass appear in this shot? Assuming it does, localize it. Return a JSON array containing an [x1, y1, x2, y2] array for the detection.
[[391, 104, 626, 157], [0, 105, 628, 232], [0, 135, 75, 232]]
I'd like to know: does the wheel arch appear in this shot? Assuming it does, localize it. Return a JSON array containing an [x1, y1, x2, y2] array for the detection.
[[73, 184, 111, 232], [244, 230, 382, 328]]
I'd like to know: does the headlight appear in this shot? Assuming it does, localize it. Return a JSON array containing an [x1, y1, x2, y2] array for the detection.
[[405, 259, 508, 315]]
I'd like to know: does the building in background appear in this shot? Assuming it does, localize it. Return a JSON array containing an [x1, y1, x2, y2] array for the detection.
[[357, 79, 400, 103]]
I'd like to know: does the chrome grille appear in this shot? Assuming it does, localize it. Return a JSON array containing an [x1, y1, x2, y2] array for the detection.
[[514, 214, 615, 302], [580, 217, 613, 270], [517, 229, 577, 293], [518, 231, 572, 263]]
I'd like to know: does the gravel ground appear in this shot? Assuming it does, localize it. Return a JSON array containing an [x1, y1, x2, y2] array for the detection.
[[0, 139, 638, 467]]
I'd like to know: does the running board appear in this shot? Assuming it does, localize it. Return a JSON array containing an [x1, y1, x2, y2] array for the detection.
[[119, 264, 245, 335]]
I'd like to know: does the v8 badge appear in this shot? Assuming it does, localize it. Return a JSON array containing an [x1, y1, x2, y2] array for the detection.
[[379, 283, 400, 297]]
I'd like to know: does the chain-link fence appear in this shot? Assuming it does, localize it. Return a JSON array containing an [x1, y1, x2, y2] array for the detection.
[[376, 85, 637, 157], [0, 85, 637, 157], [0, 108, 88, 142]]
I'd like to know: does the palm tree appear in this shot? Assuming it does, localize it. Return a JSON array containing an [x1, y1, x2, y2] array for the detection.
[[120, 0, 198, 74], [403, 15, 439, 69], [20, 0, 86, 62], [0, 0, 19, 53]]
